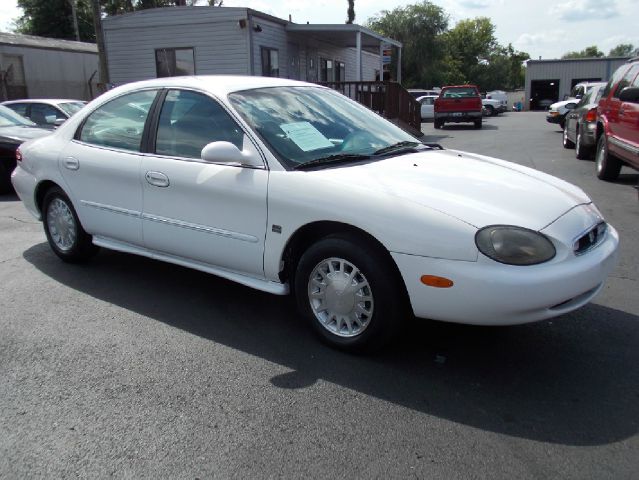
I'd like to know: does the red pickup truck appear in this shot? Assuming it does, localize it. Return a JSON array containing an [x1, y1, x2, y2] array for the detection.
[[434, 85, 483, 129], [595, 57, 639, 181]]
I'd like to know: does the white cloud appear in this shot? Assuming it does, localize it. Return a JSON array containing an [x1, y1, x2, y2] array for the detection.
[[515, 29, 568, 48], [550, 0, 619, 22], [458, 0, 490, 8]]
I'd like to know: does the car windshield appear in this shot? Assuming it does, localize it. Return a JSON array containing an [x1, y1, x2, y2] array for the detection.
[[0, 105, 37, 127], [58, 101, 86, 116], [228, 86, 421, 169]]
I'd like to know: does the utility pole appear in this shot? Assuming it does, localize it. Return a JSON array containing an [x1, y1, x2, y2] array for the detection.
[[91, 0, 110, 93], [68, 0, 80, 41]]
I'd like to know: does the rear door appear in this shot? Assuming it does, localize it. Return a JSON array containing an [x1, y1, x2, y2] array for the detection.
[[605, 64, 639, 160], [59, 89, 159, 245]]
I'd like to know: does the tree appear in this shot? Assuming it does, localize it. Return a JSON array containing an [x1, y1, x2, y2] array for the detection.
[[444, 17, 498, 85], [608, 43, 636, 57], [367, 1, 449, 88], [346, 0, 355, 24], [561, 45, 604, 59]]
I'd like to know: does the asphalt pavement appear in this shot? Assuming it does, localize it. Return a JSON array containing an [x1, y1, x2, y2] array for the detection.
[[1, 111, 638, 479]]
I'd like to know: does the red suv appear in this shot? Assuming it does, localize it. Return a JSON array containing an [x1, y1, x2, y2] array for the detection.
[[595, 57, 639, 180]]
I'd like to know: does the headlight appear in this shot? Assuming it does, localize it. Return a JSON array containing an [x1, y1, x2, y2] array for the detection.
[[475, 225, 556, 266]]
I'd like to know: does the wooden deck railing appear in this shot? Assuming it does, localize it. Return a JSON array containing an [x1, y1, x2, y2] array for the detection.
[[318, 81, 422, 136]]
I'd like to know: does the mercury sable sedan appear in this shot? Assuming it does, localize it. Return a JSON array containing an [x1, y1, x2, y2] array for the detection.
[[11, 76, 619, 351]]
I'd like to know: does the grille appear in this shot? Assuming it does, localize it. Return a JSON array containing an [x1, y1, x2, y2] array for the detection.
[[573, 222, 607, 255]]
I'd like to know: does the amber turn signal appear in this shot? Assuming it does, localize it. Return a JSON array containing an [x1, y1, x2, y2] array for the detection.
[[420, 275, 454, 288]]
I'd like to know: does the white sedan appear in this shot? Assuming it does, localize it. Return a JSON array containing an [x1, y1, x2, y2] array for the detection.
[[11, 76, 619, 351]]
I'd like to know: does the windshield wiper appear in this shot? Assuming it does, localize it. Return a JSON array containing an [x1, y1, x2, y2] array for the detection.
[[373, 141, 428, 156], [293, 153, 371, 170]]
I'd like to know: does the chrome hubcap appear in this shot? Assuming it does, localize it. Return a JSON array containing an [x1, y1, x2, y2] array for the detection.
[[563, 127, 568, 144], [307, 257, 374, 338], [576, 131, 581, 151], [47, 198, 77, 251]]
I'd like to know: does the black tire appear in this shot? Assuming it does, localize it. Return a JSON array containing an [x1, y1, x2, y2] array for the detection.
[[485, 105, 495, 117], [575, 127, 592, 160], [562, 124, 575, 149], [595, 135, 622, 181], [42, 186, 99, 263], [559, 118, 566, 130], [434, 119, 443, 129], [0, 163, 12, 194], [474, 119, 482, 129], [294, 234, 406, 352]]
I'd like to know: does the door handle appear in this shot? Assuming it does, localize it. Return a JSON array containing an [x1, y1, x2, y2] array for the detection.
[[619, 108, 625, 116], [63, 157, 79, 170], [145, 171, 170, 188]]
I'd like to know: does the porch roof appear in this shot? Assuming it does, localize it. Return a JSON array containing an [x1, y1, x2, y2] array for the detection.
[[285, 24, 401, 53]]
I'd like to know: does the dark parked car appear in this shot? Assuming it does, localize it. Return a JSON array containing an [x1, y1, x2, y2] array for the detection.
[[0, 106, 51, 193], [1, 99, 86, 129], [563, 83, 606, 159], [595, 57, 639, 180]]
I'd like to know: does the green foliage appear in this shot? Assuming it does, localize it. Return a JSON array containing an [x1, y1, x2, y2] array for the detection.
[[608, 43, 637, 57], [15, 0, 95, 42], [367, 1, 449, 88], [367, 2, 529, 90], [561, 45, 604, 59]]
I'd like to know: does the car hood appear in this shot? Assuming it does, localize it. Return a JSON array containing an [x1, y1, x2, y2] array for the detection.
[[0, 125, 51, 144], [305, 149, 591, 231]]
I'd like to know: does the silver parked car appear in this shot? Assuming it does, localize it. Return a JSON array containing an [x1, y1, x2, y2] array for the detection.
[[562, 83, 606, 159], [1, 99, 86, 129]]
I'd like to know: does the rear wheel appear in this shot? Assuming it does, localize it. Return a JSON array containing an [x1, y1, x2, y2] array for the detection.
[[563, 124, 575, 149], [294, 234, 405, 352], [0, 163, 12, 194], [434, 119, 443, 129], [575, 128, 591, 160], [595, 135, 621, 181], [42, 187, 99, 263], [474, 119, 482, 129]]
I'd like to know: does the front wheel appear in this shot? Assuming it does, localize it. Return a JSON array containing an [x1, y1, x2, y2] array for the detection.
[[43, 187, 99, 263], [595, 135, 621, 181], [294, 235, 405, 352]]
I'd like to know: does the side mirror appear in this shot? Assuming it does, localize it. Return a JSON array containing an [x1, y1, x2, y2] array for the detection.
[[619, 86, 639, 104], [54, 118, 66, 127], [201, 141, 263, 168]]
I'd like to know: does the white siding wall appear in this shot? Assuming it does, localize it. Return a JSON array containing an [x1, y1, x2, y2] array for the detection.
[[104, 7, 250, 85], [251, 16, 288, 78], [0, 45, 98, 100]]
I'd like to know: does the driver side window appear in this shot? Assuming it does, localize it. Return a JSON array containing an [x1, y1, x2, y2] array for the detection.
[[154, 89, 244, 159], [79, 90, 157, 152]]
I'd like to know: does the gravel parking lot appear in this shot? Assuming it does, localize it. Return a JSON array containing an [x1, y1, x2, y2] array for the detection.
[[1, 111, 638, 479]]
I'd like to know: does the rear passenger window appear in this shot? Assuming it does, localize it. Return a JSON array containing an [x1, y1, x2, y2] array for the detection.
[[154, 90, 244, 159], [6, 103, 28, 117], [602, 66, 627, 98], [79, 90, 157, 151], [613, 65, 639, 99]]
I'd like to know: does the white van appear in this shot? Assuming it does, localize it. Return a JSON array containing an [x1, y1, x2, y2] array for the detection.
[[486, 90, 508, 112]]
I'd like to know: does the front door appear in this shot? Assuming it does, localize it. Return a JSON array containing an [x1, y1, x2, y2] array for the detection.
[[306, 49, 318, 83], [140, 89, 268, 277], [59, 89, 159, 245], [288, 43, 300, 80]]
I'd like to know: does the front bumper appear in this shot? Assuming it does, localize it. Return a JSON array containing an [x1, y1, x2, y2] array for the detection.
[[392, 221, 619, 326]]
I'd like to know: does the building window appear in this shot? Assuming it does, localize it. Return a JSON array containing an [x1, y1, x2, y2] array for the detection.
[[155, 48, 195, 78], [335, 61, 345, 82], [261, 47, 279, 77], [320, 58, 333, 82]]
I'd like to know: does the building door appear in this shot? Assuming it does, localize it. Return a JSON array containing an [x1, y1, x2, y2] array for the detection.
[[288, 43, 300, 80], [530, 79, 559, 110], [2, 55, 27, 100], [306, 49, 318, 82]]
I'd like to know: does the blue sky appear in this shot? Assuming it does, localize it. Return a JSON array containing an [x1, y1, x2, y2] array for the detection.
[[1, 0, 637, 59]]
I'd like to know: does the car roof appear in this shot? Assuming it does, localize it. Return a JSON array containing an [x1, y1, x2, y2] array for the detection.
[[2, 99, 86, 105], [415, 95, 438, 100], [109, 76, 320, 98]]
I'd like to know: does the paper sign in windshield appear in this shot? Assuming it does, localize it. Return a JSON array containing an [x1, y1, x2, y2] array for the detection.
[[280, 122, 333, 152]]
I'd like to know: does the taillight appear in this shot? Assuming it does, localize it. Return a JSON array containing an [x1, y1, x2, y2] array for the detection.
[[585, 107, 597, 122], [15, 147, 22, 163]]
